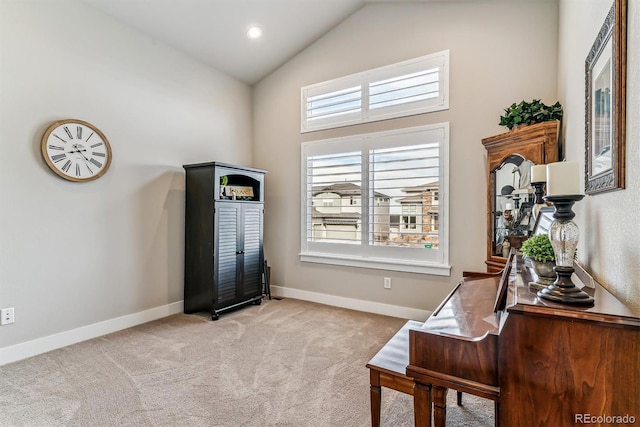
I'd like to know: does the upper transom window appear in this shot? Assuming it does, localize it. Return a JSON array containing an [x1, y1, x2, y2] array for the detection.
[[301, 50, 449, 133]]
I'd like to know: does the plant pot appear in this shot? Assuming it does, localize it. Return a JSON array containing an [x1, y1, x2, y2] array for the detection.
[[528, 258, 556, 291]]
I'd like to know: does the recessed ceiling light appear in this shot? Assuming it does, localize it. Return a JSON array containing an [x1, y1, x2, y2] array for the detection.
[[247, 26, 263, 40]]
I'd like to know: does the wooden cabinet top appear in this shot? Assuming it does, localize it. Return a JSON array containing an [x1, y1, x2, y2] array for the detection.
[[482, 120, 560, 150], [183, 161, 267, 175], [508, 259, 640, 328]]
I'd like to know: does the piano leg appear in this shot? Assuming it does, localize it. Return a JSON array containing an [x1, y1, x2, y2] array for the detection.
[[432, 386, 448, 427], [413, 382, 432, 427], [369, 370, 381, 427]]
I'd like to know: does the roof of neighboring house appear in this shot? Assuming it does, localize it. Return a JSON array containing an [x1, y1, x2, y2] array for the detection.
[[311, 207, 360, 217], [312, 182, 388, 198], [396, 195, 424, 204], [311, 207, 360, 224], [400, 179, 439, 194]]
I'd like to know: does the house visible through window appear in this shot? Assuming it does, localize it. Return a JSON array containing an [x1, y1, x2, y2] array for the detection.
[[301, 124, 450, 275]]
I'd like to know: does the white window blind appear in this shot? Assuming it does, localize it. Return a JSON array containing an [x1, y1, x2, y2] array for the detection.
[[301, 124, 450, 276], [306, 85, 362, 126], [308, 150, 362, 246], [301, 50, 449, 133], [369, 70, 439, 110]]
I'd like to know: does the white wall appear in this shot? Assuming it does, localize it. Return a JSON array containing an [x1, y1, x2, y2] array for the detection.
[[0, 0, 252, 359], [558, 0, 640, 313], [253, 0, 559, 313], [9, 0, 629, 364]]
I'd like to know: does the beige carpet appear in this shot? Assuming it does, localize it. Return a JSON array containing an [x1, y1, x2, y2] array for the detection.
[[0, 298, 493, 426]]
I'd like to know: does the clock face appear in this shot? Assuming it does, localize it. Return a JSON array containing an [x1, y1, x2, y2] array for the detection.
[[41, 119, 112, 182]]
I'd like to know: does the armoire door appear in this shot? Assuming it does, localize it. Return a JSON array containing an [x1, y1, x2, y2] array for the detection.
[[214, 203, 241, 308], [240, 203, 263, 299]]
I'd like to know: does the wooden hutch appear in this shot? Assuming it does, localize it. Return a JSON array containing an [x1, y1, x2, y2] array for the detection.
[[482, 121, 560, 272]]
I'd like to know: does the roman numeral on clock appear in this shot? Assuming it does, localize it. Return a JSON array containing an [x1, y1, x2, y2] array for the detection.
[[48, 144, 64, 151], [86, 132, 94, 142], [52, 153, 67, 163], [76, 126, 83, 140], [64, 126, 73, 139], [76, 163, 81, 177], [90, 158, 103, 168], [53, 133, 67, 143], [90, 142, 103, 148], [62, 160, 72, 173], [93, 152, 106, 157]]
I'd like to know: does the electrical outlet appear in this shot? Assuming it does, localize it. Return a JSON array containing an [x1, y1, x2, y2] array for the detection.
[[383, 277, 392, 289], [1, 307, 15, 325]]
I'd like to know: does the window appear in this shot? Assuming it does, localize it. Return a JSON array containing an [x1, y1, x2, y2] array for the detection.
[[301, 50, 449, 133], [301, 124, 450, 275], [402, 205, 418, 230]]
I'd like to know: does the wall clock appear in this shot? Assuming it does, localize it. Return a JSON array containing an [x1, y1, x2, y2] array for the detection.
[[41, 119, 112, 182]]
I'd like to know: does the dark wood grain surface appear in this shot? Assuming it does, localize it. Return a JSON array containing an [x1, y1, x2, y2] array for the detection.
[[406, 255, 640, 427], [408, 276, 501, 393], [499, 260, 640, 426]]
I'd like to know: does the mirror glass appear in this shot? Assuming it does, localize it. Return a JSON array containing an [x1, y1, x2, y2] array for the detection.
[[491, 154, 536, 257]]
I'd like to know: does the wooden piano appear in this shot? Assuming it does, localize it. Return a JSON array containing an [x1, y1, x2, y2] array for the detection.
[[406, 253, 640, 427]]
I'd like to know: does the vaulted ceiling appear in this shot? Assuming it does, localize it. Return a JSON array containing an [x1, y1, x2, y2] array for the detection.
[[81, 0, 427, 85]]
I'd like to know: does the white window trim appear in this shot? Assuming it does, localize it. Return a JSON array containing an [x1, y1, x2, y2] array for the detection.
[[299, 252, 450, 276], [301, 50, 449, 133], [300, 123, 450, 276]]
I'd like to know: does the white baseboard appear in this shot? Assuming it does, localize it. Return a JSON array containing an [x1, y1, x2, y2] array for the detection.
[[0, 301, 184, 366], [1, 293, 429, 366], [270, 286, 431, 321]]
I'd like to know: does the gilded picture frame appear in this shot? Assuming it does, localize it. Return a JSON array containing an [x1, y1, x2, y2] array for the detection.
[[585, 0, 626, 195]]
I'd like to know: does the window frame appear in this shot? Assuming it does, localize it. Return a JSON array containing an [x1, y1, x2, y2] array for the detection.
[[300, 123, 450, 276], [301, 50, 449, 133]]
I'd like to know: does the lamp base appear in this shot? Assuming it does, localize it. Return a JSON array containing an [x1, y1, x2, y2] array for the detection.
[[537, 266, 594, 306]]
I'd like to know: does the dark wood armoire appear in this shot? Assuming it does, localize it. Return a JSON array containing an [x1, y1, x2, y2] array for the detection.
[[183, 162, 266, 320]]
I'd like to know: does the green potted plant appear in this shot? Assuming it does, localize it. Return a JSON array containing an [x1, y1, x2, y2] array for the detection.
[[520, 233, 556, 290], [521, 233, 555, 263], [499, 99, 563, 130]]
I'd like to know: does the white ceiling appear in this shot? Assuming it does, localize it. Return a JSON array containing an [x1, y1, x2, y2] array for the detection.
[[81, 0, 375, 85]]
